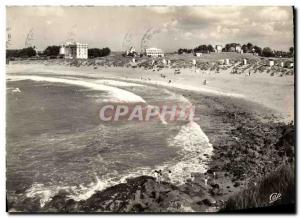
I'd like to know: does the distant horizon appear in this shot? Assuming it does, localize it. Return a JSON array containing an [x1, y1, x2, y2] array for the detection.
[[7, 43, 293, 53], [6, 6, 294, 52]]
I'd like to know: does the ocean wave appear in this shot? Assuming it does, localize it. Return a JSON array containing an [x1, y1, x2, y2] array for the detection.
[[7, 75, 146, 103], [9, 76, 213, 208], [164, 121, 213, 184], [23, 121, 213, 207], [95, 79, 144, 87], [162, 88, 191, 104]]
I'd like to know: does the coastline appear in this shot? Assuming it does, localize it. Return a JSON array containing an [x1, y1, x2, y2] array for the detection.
[[7, 61, 294, 123], [6, 62, 294, 212]]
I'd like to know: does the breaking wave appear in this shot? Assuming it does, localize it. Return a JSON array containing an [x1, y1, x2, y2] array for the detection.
[[7, 75, 146, 103], [8, 76, 213, 208], [95, 79, 144, 87], [24, 121, 213, 207], [164, 121, 213, 183]]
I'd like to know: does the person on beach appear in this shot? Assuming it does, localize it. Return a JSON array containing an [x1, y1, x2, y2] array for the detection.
[[154, 170, 162, 184], [191, 173, 196, 183], [151, 60, 155, 66], [203, 173, 208, 186], [153, 170, 163, 200]]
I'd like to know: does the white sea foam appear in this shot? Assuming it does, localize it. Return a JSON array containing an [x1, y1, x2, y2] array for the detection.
[[16, 76, 213, 206], [162, 89, 191, 104], [24, 120, 213, 207], [95, 79, 144, 87], [25, 175, 119, 205], [25, 183, 59, 207], [7, 75, 146, 103], [162, 121, 213, 184]]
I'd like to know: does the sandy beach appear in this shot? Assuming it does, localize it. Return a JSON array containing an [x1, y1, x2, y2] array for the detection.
[[7, 60, 294, 123]]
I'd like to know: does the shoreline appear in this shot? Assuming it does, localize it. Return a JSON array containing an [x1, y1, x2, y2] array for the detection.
[[6, 62, 294, 212], [7, 61, 294, 123]]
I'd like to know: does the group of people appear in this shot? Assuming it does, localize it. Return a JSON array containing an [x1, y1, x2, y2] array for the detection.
[[153, 169, 172, 184]]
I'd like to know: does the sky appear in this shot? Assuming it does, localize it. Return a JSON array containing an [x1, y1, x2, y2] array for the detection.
[[6, 6, 294, 52]]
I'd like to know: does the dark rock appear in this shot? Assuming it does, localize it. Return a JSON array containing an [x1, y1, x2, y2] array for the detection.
[[210, 183, 220, 189], [233, 182, 240, 187], [202, 198, 216, 206], [206, 169, 213, 174]]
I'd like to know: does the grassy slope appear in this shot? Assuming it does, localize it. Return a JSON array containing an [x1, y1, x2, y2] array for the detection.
[[221, 123, 295, 212], [221, 163, 295, 212]]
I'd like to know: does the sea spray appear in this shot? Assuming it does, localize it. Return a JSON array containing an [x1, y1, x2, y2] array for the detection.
[[164, 121, 213, 184], [23, 120, 213, 207], [95, 79, 144, 87]]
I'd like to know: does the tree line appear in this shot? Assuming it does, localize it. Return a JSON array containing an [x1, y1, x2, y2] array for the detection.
[[6, 46, 111, 59], [88, 47, 111, 58], [6, 47, 37, 58], [178, 44, 215, 54], [178, 42, 294, 58]]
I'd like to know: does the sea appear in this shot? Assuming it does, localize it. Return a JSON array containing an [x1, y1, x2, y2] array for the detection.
[[6, 74, 213, 208]]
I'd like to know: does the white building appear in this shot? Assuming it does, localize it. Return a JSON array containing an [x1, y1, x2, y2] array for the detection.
[[162, 59, 167, 65], [269, 59, 274, 67], [280, 62, 284, 67], [215, 45, 223, 53], [126, 46, 137, 56], [192, 59, 196, 66], [59, 46, 65, 56], [236, 45, 242, 53], [219, 59, 225, 65], [145, 47, 164, 57], [60, 42, 88, 59]]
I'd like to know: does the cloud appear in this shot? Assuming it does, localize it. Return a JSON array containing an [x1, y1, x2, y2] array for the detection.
[[6, 6, 294, 51], [46, 20, 53, 25], [183, 32, 193, 40]]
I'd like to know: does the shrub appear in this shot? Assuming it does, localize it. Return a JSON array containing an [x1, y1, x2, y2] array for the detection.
[[221, 164, 295, 212]]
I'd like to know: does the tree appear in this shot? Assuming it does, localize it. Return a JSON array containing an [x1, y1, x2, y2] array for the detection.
[[6, 47, 36, 58], [19, 47, 36, 57], [88, 47, 111, 58], [262, 47, 274, 57], [193, 44, 214, 53], [289, 47, 294, 57], [207, 45, 215, 52], [6, 49, 20, 58], [224, 43, 240, 52], [177, 48, 192, 54], [242, 44, 248, 53], [43, 46, 60, 56], [253, 46, 262, 55], [101, 47, 111, 56], [247, 43, 254, 52]]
